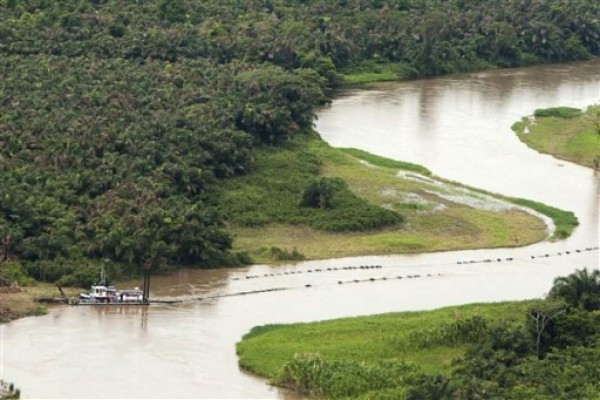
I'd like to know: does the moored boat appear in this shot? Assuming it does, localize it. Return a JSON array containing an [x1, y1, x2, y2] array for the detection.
[[73, 267, 146, 305]]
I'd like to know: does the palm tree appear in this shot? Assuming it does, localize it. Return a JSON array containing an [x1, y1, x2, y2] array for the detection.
[[548, 268, 600, 311]]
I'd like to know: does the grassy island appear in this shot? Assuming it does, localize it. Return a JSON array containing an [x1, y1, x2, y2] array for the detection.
[[512, 105, 600, 169], [222, 137, 567, 263], [237, 269, 600, 399]]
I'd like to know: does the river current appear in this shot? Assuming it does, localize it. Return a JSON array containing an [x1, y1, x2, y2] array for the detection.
[[2, 60, 599, 398]]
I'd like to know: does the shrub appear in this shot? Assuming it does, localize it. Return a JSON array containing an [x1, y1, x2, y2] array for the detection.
[[299, 177, 345, 209], [390, 316, 488, 350], [277, 354, 419, 398], [0, 262, 35, 286], [269, 247, 305, 261], [534, 107, 582, 119]]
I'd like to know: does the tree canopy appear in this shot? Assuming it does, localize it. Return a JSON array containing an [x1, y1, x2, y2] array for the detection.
[[1, 0, 598, 284]]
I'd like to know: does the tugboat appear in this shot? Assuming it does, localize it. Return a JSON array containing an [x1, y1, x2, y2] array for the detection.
[[72, 267, 145, 305]]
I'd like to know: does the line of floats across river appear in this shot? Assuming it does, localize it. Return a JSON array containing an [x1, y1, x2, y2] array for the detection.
[[37, 246, 599, 306], [42, 246, 597, 306]]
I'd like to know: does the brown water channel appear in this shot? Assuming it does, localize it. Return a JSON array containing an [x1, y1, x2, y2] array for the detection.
[[2, 60, 599, 399]]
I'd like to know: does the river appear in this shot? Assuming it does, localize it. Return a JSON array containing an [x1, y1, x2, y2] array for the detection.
[[2, 60, 599, 399]]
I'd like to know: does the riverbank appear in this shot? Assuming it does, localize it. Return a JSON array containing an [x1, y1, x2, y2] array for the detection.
[[221, 136, 573, 264], [0, 282, 79, 324], [340, 62, 419, 86], [512, 105, 600, 169], [237, 275, 600, 399], [237, 300, 533, 394]]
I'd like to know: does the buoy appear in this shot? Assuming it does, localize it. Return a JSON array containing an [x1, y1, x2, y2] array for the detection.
[[338, 281, 342, 284], [369, 278, 375, 281], [305, 284, 311, 288]]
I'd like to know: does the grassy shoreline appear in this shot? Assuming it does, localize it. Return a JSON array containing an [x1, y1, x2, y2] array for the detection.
[[237, 301, 534, 386], [0, 279, 80, 324], [512, 105, 600, 169], [224, 136, 573, 264]]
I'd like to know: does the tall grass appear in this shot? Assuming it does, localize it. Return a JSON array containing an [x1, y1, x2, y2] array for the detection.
[[218, 139, 403, 232], [341, 62, 418, 86], [339, 148, 432, 175], [508, 197, 578, 239], [534, 107, 582, 119], [277, 354, 418, 398]]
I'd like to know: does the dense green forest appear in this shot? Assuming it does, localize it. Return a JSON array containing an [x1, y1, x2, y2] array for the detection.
[[1, 0, 599, 285], [238, 268, 600, 399]]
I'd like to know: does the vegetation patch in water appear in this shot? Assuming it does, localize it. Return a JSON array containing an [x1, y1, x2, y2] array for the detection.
[[513, 105, 600, 169], [226, 137, 549, 263], [505, 198, 578, 239], [534, 107, 583, 119], [237, 269, 600, 399]]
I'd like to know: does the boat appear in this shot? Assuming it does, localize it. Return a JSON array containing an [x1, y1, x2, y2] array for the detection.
[[72, 267, 146, 305], [78, 285, 144, 304]]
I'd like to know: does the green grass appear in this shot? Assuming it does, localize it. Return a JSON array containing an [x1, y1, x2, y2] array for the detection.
[[339, 148, 431, 175], [514, 105, 600, 169], [534, 107, 583, 119], [507, 197, 578, 239], [217, 137, 402, 233], [341, 62, 418, 86], [237, 301, 534, 396], [433, 177, 580, 241], [224, 135, 560, 263]]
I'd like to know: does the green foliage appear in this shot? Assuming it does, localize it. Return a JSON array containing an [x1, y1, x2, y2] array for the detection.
[[342, 62, 419, 85], [548, 268, 600, 311], [389, 316, 488, 350], [277, 354, 418, 398], [238, 272, 600, 398], [514, 104, 600, 169], [218, 140, 403, 232], [534, 107, 582, 119], [268, 247, 305, 261], [0, 262, 34, 286], [25, 259, 104, 288], [0, 0, 597, 282], [506, 197, 578, 239], [300, 177, 345, 209], [0, 380, 21, 400], [340, 148, 432, 175]]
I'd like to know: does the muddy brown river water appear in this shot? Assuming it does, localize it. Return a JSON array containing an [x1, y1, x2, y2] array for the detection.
[[2, 60, 599, 399]]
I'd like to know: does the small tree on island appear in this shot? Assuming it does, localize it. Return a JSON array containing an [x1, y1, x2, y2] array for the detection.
[[299, 177, 345, 209]]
